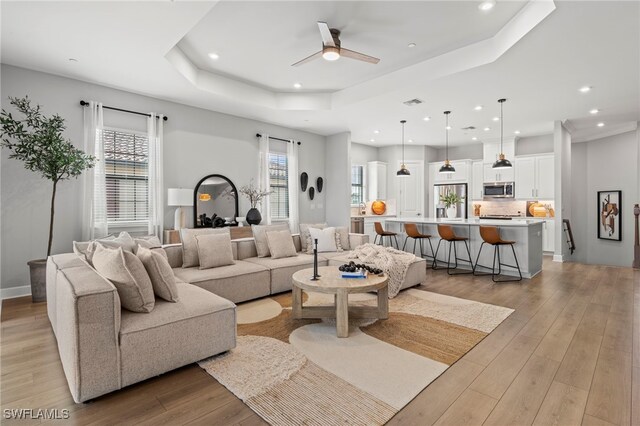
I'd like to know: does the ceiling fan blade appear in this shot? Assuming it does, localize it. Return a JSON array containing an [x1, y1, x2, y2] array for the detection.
[[340, 48, 380, 64], [317, 21, 336, 47], [291, 51, 322, 67]]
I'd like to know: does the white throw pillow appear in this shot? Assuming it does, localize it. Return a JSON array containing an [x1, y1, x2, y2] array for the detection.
[[308, 227, 338, 253]]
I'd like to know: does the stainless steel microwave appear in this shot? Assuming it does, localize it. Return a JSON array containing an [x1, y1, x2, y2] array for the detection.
[[483, 182, 514, 199]]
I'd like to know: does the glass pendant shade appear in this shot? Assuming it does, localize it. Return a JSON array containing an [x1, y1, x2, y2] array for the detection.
[[492, 98, 513, 169], [440, 111, 456, 174], [396, 120, 410, 177]]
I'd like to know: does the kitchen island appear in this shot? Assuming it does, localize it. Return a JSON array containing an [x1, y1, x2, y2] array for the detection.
[[384, 217, 543, 278]]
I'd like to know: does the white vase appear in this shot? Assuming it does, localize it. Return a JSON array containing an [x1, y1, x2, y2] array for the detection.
[[446, 206, 457, 218]]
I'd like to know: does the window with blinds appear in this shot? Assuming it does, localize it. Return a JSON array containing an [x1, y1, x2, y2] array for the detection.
[[351, 165, 364, 205], [268, 152, 289, 220], [103, 128, 149, 225]]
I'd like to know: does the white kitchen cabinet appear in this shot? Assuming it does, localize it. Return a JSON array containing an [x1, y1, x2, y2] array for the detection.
[[542, 219, 555, 252], [367, 161, 387, 201], [471, 161, 484, 200], [483, 141, 515, 165], [432, 160, 470, 183], [514, 154, 554, 200], [483, 163, 515, 183]]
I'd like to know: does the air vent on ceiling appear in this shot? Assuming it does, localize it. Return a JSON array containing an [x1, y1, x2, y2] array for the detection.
[[403, 98, 424, 106], [461, 126, 476, 131]]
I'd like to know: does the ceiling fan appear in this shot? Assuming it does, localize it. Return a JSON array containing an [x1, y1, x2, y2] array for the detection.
[[291, 22, 380, 67]]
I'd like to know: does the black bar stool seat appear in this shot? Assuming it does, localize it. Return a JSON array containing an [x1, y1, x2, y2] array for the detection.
[[473, 226, 523, 282], [433, 224, 474, 275]]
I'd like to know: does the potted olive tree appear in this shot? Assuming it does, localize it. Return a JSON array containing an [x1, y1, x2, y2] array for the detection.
[[440, 191, 465, 219], [0, 96, 95, 302]]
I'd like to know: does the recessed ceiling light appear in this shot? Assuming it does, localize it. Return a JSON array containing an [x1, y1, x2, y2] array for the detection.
[[474, 105, 483, 111], [514, 130, 521, 134], [590, 109, 599, 114], [446, 126, 452, 130], [579, 86, 591, 93], [408, 139, 414, 143], [373, 130, 380, 134], [492, 117, 499, 121], [423, 116, 431, 121], [484, 127, 491, 131], [597, 122, 605, 127], [472, 137, 478, 141], [370, 139, 376, 142], [293, 82, 302, 89], [478, 0, 496, 11], [208, 52, 220, 60], [407, 43, 416, 48], [68, 58, 78, 62]]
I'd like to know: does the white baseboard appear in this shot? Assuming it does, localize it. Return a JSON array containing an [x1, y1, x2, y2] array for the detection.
[[553, 254, 565, 263], [1, 285, 31, 300]]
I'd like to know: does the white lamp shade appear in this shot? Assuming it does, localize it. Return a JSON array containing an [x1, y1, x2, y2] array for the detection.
[[167, 188, 192, 206]]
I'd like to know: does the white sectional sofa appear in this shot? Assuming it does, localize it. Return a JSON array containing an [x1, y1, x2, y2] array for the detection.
[[47, 232, 427, 403]]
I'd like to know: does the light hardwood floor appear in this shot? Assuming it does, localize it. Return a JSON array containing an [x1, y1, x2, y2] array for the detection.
[[1, 258, 638, 425]]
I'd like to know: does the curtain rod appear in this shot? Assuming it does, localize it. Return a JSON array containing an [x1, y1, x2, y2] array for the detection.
[[79, 100, 168, 121], [256, 133, 301, 146]]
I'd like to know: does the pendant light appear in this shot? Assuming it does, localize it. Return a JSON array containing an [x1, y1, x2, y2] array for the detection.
[[397, 120, 410, 177], [492, 98, 513, 169], [439, 111, 455, 174]]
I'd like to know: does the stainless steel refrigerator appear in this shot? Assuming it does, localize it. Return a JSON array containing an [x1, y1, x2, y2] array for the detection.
[[434, 183, 468, 219]]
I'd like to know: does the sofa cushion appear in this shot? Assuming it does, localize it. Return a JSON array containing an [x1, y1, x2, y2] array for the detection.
[[92, 245, 155, 313], [299, 223, 327, 251], [252, 223, 290, 257], [318, 251, 350, 260], [119, 282, 236, 387], [266, 229, 298, 259], [196, 233, 235, 269], [335, 226, 350, 251], [308, 227, 339, 253], [74, 232, 137, 265], [137, 246, 179, 302], [134, 236, 162, 253], [173, 261, 271, 303], [180, 228, 230, 268], [244, 254, 328, 294]]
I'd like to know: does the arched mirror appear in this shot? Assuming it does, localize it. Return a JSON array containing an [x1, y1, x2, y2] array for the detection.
[[193, 174, 239, 228]]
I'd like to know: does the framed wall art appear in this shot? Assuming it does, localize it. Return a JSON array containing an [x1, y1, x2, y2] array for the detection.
[[598, 190, 622, 241]]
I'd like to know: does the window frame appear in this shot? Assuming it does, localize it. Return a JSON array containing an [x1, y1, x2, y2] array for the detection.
[[102, 126, 151, 229], [268, 150, 290, 222], [351, 163, 366, 207]]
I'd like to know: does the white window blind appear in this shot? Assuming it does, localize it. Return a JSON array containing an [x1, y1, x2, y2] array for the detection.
[[351, 165, 364, 205], [268, 152, 289, 220], [103, 128, 150, 225]]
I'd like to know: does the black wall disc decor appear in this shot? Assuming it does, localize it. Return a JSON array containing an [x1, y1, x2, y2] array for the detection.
[[316, 177, 324, 193], [300, 172, 308, 192], [309, 187, 315, 200]]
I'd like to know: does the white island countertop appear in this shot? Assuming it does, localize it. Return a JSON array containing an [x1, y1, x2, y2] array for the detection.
[[385, 217, 544, 228]]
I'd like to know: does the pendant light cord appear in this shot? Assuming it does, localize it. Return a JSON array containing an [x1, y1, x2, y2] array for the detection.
[[401, 120, 406, 164], [446, 113, 449, 160], [498, 98, 506, 154]]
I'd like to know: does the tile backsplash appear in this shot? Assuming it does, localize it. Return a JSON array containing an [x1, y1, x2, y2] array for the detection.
[[472, 200, 554, 217]]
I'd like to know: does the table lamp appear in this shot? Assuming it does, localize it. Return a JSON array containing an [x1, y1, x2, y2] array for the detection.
[[167, 188, 192, 230]]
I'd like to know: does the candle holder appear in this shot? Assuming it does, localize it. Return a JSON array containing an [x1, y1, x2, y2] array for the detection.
[[311, 238, 321, 280]]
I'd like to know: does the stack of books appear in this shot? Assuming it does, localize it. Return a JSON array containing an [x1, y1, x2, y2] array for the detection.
[[340, 269, 367, 279]]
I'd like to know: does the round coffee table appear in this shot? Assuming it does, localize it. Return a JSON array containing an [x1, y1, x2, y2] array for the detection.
[[291, 266, 389, 338]]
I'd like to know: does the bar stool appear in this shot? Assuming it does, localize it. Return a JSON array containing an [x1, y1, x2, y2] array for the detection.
[[402, 223, 435, 261], [433, 224, 474, 275], [374, 222, 399, 249], [473, 226, 522, 282]]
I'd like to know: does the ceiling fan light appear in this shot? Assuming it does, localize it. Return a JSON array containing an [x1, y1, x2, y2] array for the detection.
[[322, 47, 340, 61]]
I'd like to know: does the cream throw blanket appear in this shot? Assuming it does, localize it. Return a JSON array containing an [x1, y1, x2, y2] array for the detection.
[[347, 243, 416, 298]]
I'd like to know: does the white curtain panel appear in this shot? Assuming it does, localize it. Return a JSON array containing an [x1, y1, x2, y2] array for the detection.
[[287, 140, 299, 232], [147, 114, 164, 239], [81, 101, 107, 240], [258, 133, 272, 224]]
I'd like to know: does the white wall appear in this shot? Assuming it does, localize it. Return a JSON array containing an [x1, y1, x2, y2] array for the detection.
[[324, 132, 351, 227], [553, 121, 572, 261], [350, 142, 378, 165], [434, 144, 483, 162], [515, 134, 554, 156], [570, 129, 639, 267], [1, 65, 326, 292]]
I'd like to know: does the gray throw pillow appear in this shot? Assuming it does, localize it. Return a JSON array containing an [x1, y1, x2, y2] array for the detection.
[[266, 230, 297, 259], [133, 236, 162, 253], [92, 244, 155, 313], [180, 228, 230, 268], [195, 233, 235, 269], [252, 224, 290, 257], [299, 223, 327, 251], [137, 246, 179, 302], [73, 232, 136, 264], [335, 226, 350, 251]]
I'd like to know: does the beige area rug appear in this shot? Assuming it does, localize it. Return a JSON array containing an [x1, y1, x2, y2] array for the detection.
[[199, 287, 513, 425]]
